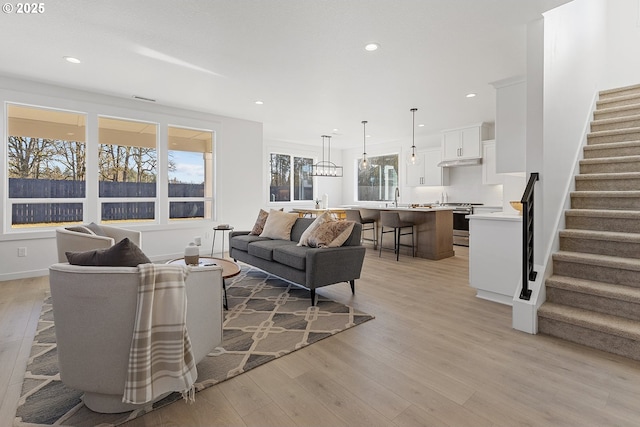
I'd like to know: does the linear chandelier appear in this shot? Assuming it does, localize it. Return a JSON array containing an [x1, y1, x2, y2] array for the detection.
[[310, 135, 343, 177]]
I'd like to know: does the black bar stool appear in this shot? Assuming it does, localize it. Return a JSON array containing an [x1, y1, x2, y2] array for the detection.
[[345, 209, 378, 249], [378, 211, 415, 261]]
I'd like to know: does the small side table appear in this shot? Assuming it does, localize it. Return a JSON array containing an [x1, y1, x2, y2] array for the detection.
[[211, 225, 234, 258], [166, 256, 240, 309]]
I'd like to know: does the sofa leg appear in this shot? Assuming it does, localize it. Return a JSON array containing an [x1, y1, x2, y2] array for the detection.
[[350, 280, 355, 294], [310, 289, 316, 306]]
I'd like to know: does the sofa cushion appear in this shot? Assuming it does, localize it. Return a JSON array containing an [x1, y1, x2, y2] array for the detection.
[[248, 239, 296, 261], [260, 210, 298, 240], [307, 221, 356, 248], [249, 209, 269, 235], [230, 234, 270, 252], [273, 245, 309, 270], [66, 237, 151, 267], [297, 211, 333, 247], [86, 222, 107, 236]]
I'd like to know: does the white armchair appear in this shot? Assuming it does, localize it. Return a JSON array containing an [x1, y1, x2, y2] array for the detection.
[[49, 263, 223, 413], [55, 224, 142, 262]]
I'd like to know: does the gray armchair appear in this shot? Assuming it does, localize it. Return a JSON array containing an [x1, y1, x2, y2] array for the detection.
[[55, 223, 142, 262]]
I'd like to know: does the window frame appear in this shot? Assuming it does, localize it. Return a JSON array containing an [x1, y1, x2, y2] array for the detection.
[[3, 99, 218, 236], [267, 149, 315, 205], [354, 151, 400, 202]]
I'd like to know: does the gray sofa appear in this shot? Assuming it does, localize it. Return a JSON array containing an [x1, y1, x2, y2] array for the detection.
[[229, 217, 366, 305]]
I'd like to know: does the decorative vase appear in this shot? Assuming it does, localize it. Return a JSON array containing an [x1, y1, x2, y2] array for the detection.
[[184, 242, 199, 265]]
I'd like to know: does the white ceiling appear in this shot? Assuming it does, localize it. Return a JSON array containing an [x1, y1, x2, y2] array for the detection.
[[0, 0, 570, 148]]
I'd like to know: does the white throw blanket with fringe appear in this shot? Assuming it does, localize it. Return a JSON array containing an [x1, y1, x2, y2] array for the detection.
[[123, 264, 197, 405]]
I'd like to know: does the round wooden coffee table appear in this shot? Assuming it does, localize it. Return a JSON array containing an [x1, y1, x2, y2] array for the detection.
[[166, 256, 240, 309]]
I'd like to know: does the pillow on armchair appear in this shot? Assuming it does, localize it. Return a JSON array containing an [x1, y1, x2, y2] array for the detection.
[[66, 238, 151, 267]]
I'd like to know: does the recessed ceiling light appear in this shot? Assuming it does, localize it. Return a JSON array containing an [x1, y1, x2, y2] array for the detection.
[[418, 124, 425, 127], [63, 56, 81, 64], [333, 128, 339, 132], [364, 43, 380, 52], [466, 93, 477, 98], [255, 100, 264, 105]]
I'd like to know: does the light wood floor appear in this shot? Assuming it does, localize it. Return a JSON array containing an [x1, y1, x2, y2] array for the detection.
[[3, 247, 640, 426]]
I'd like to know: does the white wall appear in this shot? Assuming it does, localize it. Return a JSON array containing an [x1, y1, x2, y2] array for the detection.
[[537, 0, 607, 261], [0, 77, 263, 280], [604, 0, 640, 90]]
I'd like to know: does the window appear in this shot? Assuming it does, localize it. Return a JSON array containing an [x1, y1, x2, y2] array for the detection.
[[168, 126, 213, 220], [269, 153, 314, 202], [7, 104, 86, 228], [98, 117, 157, 222], [357, 154, 399, 201]]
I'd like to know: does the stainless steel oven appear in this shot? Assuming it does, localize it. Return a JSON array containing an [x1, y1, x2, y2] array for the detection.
[[444, 203, 480, 247]]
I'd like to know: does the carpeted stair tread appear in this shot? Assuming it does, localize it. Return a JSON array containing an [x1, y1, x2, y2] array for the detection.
[[538, 302, 640, 341], [559, 228, 640, 243], [546, 275, 640, 305], [565, 208, 640, 219], [579, 155, 640, 173], [583, 140, 640, 158], [553, 250, 640, 272], [594, 103, 640, 120], [587, 127, 640, 145], [580, 155, 640, 165], [599, 83, 640, 99], [575, 171, 640, 181], [597, 93, 640, 109], [570, 190, 640, 199], [591, 114, 640, 132]]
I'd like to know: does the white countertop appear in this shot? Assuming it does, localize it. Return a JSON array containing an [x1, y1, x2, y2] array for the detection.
[[343, 205, 454, 212], [468, 211, 523, 221]]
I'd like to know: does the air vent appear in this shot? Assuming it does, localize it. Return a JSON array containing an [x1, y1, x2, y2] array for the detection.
[[132, 95, 156, 103]]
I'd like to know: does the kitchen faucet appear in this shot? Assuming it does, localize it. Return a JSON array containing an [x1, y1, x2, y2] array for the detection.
[[394, 187, 400, 207]]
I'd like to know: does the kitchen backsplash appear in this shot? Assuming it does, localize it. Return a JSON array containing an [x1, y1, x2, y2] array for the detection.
[[407, 164, 507, 207]]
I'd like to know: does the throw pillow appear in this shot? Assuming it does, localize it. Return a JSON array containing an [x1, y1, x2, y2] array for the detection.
[[307, 221, 356, 248], [65, 225, 95, 234], [259, 209, 299, 240], [297, 211, 334, 247], [66, 237, 151, 267], [249, 209, 269, 235], [85, 222, 107, 236]]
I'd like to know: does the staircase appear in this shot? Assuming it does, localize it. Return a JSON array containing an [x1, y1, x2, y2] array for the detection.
[[538, 83, 640, 361]]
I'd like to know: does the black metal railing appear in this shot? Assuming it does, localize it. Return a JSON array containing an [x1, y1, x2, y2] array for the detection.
[[520, 172, 539, 300]]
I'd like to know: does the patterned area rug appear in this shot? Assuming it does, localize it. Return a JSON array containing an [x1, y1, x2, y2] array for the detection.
[[14, 265, 374, 426]]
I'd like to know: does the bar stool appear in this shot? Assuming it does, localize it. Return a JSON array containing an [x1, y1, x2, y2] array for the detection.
[[378, 211, 415, 261], [345, 209, 378, 249]]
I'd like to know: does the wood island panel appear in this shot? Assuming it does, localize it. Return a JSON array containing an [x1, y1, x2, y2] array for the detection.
[[366, 208, 455, 260]]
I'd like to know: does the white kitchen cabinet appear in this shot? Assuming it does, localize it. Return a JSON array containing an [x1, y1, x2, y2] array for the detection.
[[469, 212, 522, 305], [406, 148, 449, 186], [482, 140, 503, 185], [441, 123, 493, 161]]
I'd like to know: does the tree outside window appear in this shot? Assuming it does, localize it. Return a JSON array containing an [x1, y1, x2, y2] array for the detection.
[[7, 104, 86, 227], [357, 154, 399, 201], [270, 153, 313, 202], [98, 117, 157, 222]]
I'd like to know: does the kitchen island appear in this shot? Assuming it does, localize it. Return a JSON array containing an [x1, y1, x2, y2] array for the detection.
[[346, 206, 455, 260]]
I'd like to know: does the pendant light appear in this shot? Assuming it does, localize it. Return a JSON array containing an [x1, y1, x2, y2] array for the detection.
[[358, 120, 369, 171], [310, 135, 343, 177], [406, 107, 422, 165]]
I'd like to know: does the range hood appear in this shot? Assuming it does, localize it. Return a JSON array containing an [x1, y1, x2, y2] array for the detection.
[[437, 158, 482, 167]]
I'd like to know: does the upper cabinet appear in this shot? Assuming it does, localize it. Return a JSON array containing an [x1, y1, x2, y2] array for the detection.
[[491, 76, 526, 174], [441, 123, 493, 162], [482, 140, 503, 185], [407, 147, 449, 187]]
